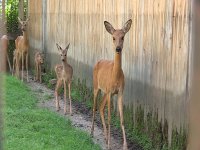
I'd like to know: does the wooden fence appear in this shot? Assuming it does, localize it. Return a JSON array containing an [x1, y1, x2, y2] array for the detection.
[[28, 0, 192, 145]]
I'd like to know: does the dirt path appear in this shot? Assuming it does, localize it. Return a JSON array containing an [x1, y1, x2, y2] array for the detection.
[[26, 77, 142, 150]]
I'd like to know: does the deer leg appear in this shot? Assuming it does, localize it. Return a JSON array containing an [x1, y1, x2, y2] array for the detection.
[[12, 57, 15, 76], [118, 93, 127, 150], [26, 52, 29, 82], [68, 81, 72, 115], [39, 64, 42, 83], [15, 53, 19, 78], [64, 80, 67, 115], [36, 64, 39, 81], [91, 89, 99, 136], [107, 93, 111, 149], [100, 94, 108, 142], [34, 62, 37, 81], [7, 54, 12, 73], [55, 79, 62, 111], [21, 52, 24, 81]]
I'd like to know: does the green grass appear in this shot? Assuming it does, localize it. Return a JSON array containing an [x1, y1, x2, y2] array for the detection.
[[3, 76, 101, 150]]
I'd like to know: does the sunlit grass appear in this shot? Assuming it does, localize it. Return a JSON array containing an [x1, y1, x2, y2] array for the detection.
[[3, 76, 101, 150]]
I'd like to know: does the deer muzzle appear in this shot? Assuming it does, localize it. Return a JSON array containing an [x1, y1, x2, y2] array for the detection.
[[116, 47, 122, 53]]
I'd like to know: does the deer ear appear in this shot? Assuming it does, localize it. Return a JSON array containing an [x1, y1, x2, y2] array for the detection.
[[26, 16, 30, 22], [65, 43, 70, 51], [18, 17, 22, 24], [56, 43, 62, 51], [104, 21, 115, 35], [122, 19, 132, 34]]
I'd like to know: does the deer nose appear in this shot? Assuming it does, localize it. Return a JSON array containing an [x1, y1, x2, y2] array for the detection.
[[116, 47, 122, 53], [62, 59, 65, 62]]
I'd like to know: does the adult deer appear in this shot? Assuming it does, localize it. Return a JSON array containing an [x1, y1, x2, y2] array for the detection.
[[15, 17, 29, 82], [55, 43, 73, 115], [34, 51, 44, 83], [91, 19, 132, 150]]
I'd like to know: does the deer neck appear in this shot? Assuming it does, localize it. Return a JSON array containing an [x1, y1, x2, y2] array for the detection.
[[113, 52, 122, 79], [62, 60, 68, 72], [22, 31, 28, 44]]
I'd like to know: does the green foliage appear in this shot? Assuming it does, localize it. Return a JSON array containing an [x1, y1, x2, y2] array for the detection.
[[42, 63, 57, 89], [6, 0, 19, 35], [5, 0, 19, 62], [121, 107, 187, 150], [42, 71, 56, 89], [3, 76, 101, 150]]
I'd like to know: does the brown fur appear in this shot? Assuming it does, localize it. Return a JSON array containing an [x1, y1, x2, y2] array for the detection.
[[15, 17, 29, 81], [91, 19, 132, 150], [54, 43, 73, 115], [34, 51, 44, 83]]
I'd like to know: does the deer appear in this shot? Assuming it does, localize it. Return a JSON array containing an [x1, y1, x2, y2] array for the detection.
[[90, 19, 132, 150], [15, 17, 29, 82], [0, 35, 12, 73], [34, 51, 44, 83], [54, 43, 73, 115]]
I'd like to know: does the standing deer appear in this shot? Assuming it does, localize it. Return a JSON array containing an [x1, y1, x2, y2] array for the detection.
[[91, 19, 132, 150], [34, 51, 44, 83], [15, 17, 29, 82], [54, 43, 73, 115], [0, 35, 12, 73]]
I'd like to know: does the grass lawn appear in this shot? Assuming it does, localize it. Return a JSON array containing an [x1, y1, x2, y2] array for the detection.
[[3, 76, 101, 150]]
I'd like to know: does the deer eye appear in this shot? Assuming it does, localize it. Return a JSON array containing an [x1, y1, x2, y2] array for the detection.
[[65, 55, 66, 56], [113, 37, 115, 41], [121, 37, 124, 40]]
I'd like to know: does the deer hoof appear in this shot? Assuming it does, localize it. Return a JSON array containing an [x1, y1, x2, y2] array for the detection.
[[56, 108, 60, 112], [107, 144, 111, 150], [123, 144, 128, 150], [90, 131, 94, 137], [69, 110, 72, 116]]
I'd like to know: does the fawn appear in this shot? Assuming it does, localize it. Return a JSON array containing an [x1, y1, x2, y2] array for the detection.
[[54, 43, 73, 115], [34, 51, 44, 83]]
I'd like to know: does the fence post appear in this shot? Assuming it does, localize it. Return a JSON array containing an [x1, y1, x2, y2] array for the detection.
[[0, 40, 7, 73], [19, 0, 24, 20], [0, 74, 3, 150], [42, 0, 47, 55], [187, 0, 200, 149]]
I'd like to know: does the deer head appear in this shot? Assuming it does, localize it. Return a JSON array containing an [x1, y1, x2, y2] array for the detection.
[[18, 17, 30, 32], [38, 53, 44, 64], [104, 19, 132, 53], [56, 43, 70, 62]]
